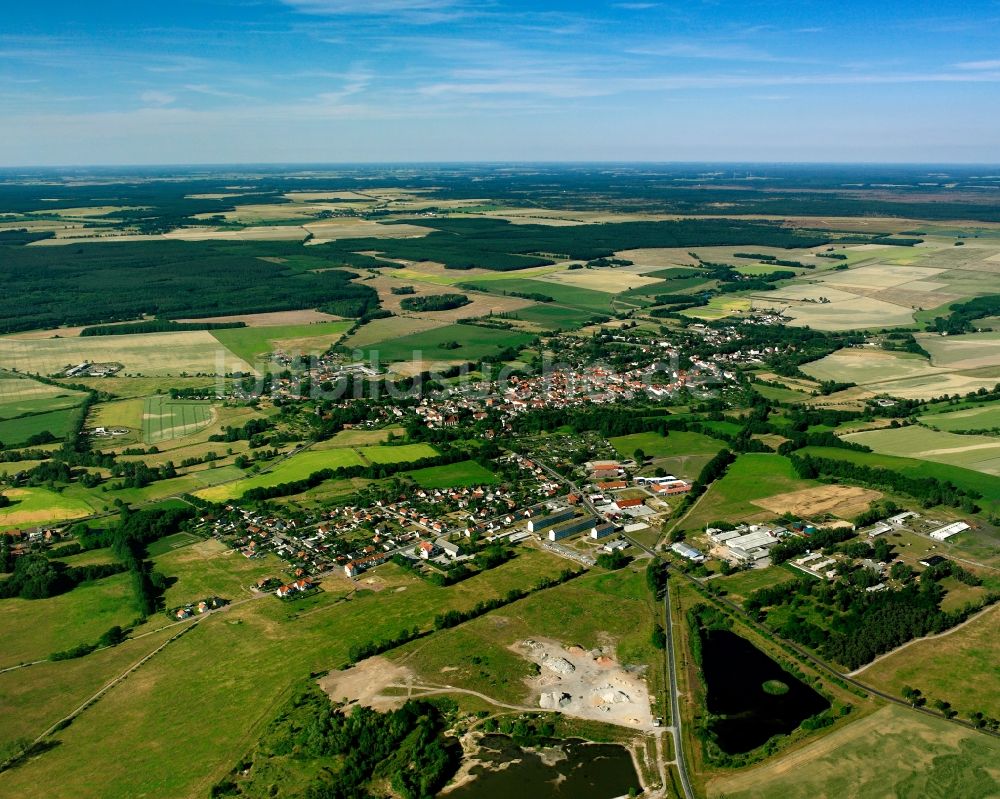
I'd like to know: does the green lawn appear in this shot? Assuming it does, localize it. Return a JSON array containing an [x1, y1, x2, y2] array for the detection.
[[405, 460, 499, 488]]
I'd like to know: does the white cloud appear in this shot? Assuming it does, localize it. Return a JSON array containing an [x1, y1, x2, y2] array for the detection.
[[139, 90, 176, 106], [280, 0, 463, 15], [954, 59, 1000, 70]]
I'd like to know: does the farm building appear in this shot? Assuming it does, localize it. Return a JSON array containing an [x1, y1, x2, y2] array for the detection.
[[715, 525, 780, 567], [547, 515, 597, 541], [929, 521, 969, 541], [527, 507, 575, 533], [590, 521, 616, 539], [865, 522, 893, 538], [671, 542, 705, 563]]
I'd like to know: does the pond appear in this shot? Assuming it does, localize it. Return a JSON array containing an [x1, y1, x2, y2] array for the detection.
[[701, 628, 829, 754], [444, 734, 641, 799]]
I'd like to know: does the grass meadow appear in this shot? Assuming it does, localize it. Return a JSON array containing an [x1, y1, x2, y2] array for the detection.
[[0, 487, 96, 530], [0, 551, 570, 798], [798, 445, 1000, 515], [354, 323, 534, 363], [706, 704, 1000, 799], [211, 321, 352, 362], [842, 425, 1000, 476], [405, 460, 499, 488], [859, 605, 999, 719], [387, 563, 662, 706], [0, 408, 79, 446], [681, 454, 818, 531]]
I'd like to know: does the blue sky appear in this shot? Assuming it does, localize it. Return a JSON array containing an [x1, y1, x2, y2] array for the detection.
[[1, 0, 999, 164]]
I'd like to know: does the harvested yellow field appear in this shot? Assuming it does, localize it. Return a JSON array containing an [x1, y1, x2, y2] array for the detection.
[[0, 331, 252, 377], [614, 247, 700, 268], [304, 219, 433, 242], [538, 269, 663, 293], [752, 485, 882, 518], [342, 316, 448, 349], [174, 309, 343, 327], [918, 332, 1000, 370]]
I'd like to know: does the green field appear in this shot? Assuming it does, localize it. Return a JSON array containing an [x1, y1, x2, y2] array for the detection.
[[0, 407, 79, 446], [715, 565, 799, 602], [87, 397, 145, 439], [682, 453, 817, 530], [860, 605, 999, 719], [142, 396, 215, 444], [0, 394, 83, 420], [920, 401, 1000, 432], [0, 572, 140, 667], [507, 303, 601, 329], [405, 460, 499, 488], [357, 443, 438, 464], [313, 426, 405, 448], [752, 383, 813, 403], [842, 425, 1000, 477], [0, 551, 569, 798], [356, 323, 534, 363], [388, 564, 660, 705], [195, 447, 366, 501], [211, 321, 352, 362], [802, 349, 934, 385], [0, 374, 87, 420], [458, 278, 614, 312], [154, 538, 289, 608], [610, 430, 724, 459], [0, 330, 253, 377], [707, 704, 1000, 799], [799, 445, 1000, 514], [0, 487, 96, 530]]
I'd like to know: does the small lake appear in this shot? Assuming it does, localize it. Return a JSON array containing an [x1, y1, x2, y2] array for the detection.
[[444, 734, 641, 799], [701, 628, 829, 754]]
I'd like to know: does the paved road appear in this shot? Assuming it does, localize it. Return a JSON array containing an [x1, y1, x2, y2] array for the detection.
[[663, 575, 696, 799]]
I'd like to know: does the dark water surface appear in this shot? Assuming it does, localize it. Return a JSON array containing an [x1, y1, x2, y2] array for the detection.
[[701, 628, 830, 753], [445, 734, 641, 799]]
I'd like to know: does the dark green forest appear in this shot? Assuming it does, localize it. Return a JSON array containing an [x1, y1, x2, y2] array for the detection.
[[0, 241, 379, 332]]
